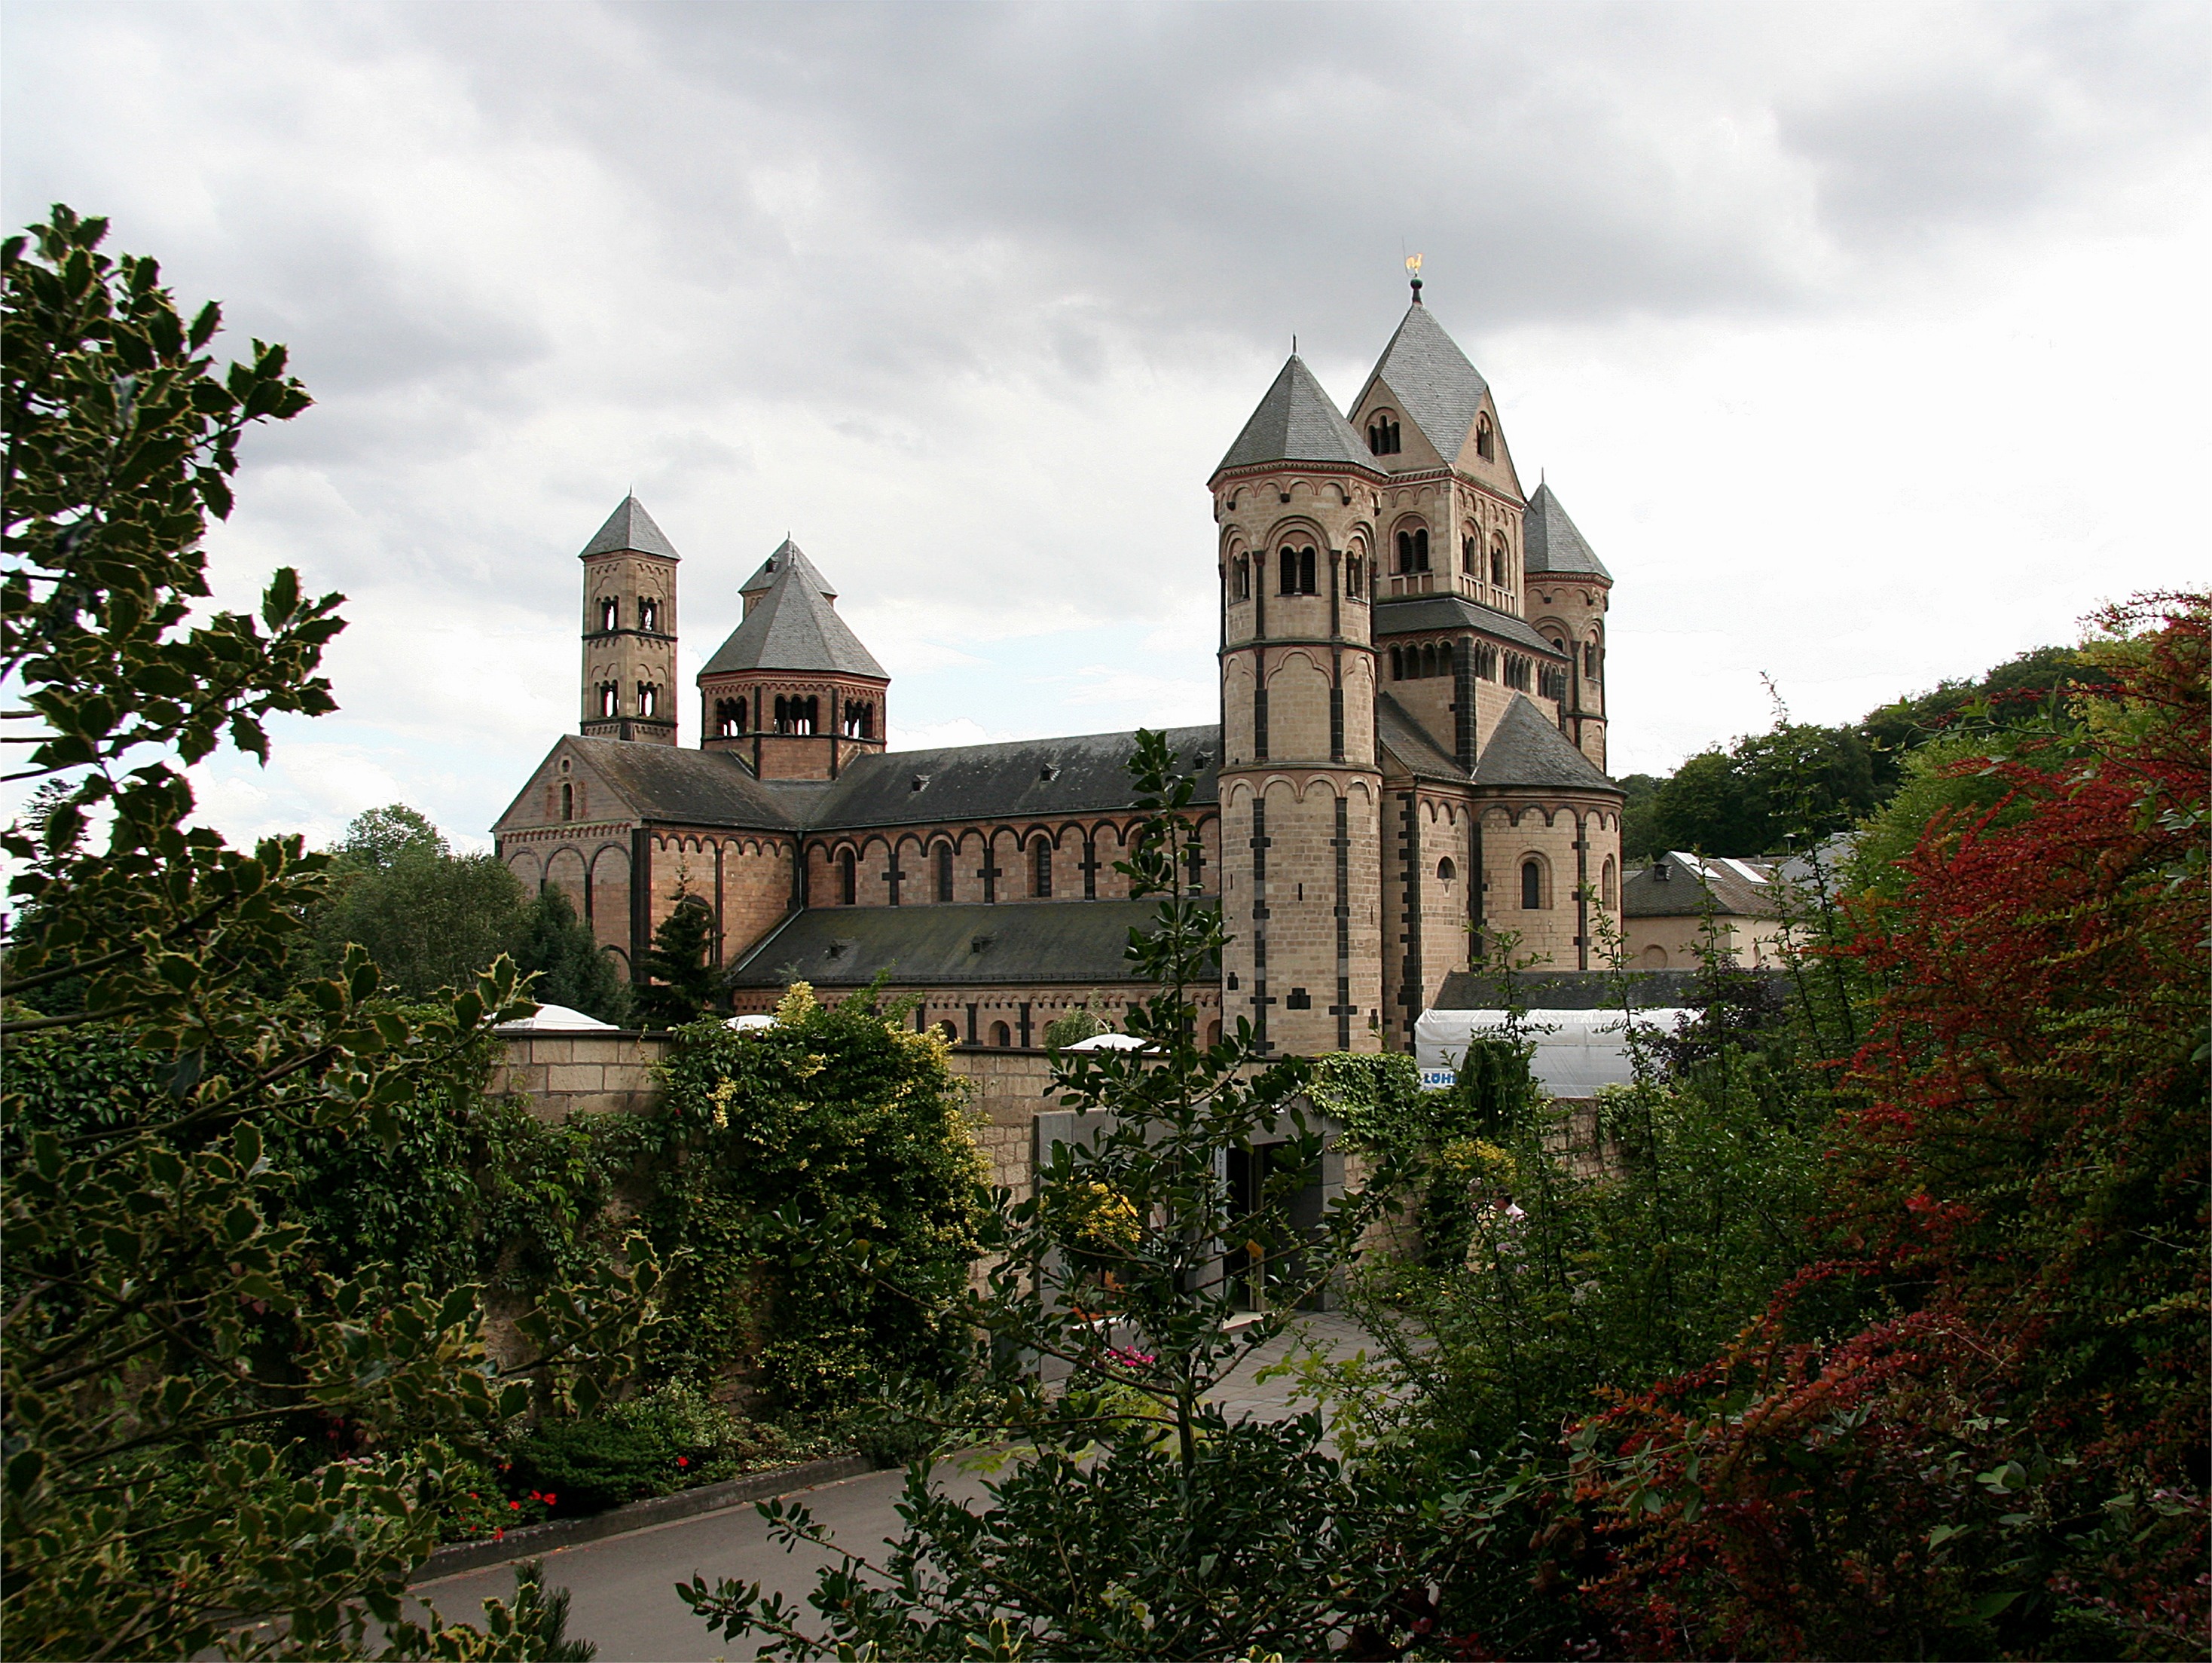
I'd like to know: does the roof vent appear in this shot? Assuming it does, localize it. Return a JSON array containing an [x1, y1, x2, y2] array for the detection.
[[910, 774, 930, 792], [1193, 750, 1212, 769], [826, 938, 856, 960], [1652, 859, 1670, 882], [970, 934, 994, 954], [1040, 761, 1061, 782]]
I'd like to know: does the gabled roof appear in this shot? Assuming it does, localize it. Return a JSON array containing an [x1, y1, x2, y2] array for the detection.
[[701, 554, 886, 680], [739, 538, 837, 601], [1472, 695, 1619, 793], [1372, 594, 1568, 659], [1353, 303, 1491, 463], [1215, 356, 1378, 475], [1623, 852, 1778, 919], [1523, 484, 1610, 580], [494, 736, 798, 831], [727, 899, 1180, 989], [579, 495, 680, 560], [1376, 693, 1469, 783], [808, 725, 1221, 830]]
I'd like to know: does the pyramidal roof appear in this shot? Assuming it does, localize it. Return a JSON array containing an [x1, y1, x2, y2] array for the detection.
[[739, 537, 837, 601], [1472, 695, 1618, 793], [1523, 484, 1610, 579], [579, 495, 680, 560], [1215, 355, 1377, 475], [701, 550, 885, 680], [1354, 301, 1491, 462]]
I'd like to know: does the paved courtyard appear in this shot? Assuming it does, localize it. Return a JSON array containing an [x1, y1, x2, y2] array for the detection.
[[409, 1315, 1383, 1662]]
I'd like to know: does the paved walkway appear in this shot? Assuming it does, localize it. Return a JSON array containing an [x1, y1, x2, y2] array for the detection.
[[410, 1315, 1379, 1662]]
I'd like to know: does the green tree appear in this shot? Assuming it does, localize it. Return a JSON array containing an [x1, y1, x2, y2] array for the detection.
[[1, 206, 652, 1659], [634, 891, 718, 1028], [512, 885, 631, 1025], [682, 732, 1416, 1659], [310, 805, 527, 998]]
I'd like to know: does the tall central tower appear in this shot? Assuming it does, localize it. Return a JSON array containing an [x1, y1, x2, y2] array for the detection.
[[1211, 356, 1386, 1054]]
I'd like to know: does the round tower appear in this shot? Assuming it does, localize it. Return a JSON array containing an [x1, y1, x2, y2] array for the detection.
[[578, 495, 680, 745], [1522, 483, 1612, 771], [1212, 354, 1386, 1056]]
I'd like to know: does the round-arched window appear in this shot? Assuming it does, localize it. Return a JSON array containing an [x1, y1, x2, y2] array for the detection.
[[1437, 857, 1456, 882], [936, 1020, 959, 1042], [1520, 858, 1544, 910], [839, 848, 857, 906], [991, 1020, 1012, 1047]]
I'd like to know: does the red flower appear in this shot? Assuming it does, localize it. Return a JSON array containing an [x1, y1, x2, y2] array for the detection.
[[509, 1500, 521, 1510], [544, 1493, 556, 1506], [677, 1456, 689, 1467]]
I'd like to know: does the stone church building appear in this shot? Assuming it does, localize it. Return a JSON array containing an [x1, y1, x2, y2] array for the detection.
[[493, 283, 1624, 1055]]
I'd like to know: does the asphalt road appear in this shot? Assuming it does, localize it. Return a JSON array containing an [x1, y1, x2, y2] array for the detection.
[[408, 1316, 1379, 1663]]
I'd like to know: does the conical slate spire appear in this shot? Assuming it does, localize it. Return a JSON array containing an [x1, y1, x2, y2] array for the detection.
[[579, 495, 680, 560], [1522, 483, 1610, 579], [739, 537, 838, 602], [702, 551, 885, 679], [1352, 303, 1491, 462], [1214, 355, 1377, 475]]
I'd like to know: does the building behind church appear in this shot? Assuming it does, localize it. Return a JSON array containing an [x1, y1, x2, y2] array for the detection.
[[493, 280, 1626, 1053]]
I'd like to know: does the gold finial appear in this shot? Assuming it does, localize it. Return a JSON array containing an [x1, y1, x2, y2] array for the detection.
[[1406, 252, 1425, 302]]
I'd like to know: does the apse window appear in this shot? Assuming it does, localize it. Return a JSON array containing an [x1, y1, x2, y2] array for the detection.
[[1520, 859, 1544, 910]]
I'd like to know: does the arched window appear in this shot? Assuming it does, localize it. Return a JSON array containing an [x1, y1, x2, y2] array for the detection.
[[1346, 556, 1363, 599], [1437, 856, 1456, 882], [637, 598, 658, 633], [1490, 533, 1509, 587], [1521, 858, 1544, 910], [598, 597, 619, 632], [936, 1019, 959, 1042], [1390, 647, 1404, 680], [773, 695, 787, 732], [839, 849, 857, 906], [935, 843, 954, 903], [1366, 415, 1402, 455], [1297, 546, 1315, 594], [1413, 528, 1429, 571], [1602, 855, 1618, 909], [1279, 546, 1314, 595], [560, 782, 573, 822], [1584, 639, 1600, 681], [1462, 534, 1477, 573], [1032, 836, 1053, 898], [598, 683, 619, 718], [1206, 1020, 1223, 1048], [637, 683, 658, 717], [1476, 413, 1496, 461], [991, 1020, 1012, 1047], [1232, 555, 1251, 601]]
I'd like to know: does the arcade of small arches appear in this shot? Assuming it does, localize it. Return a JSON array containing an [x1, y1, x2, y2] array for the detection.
[[710, 693, 878, 739], [1387, 637, 1561, 698], [1224, 543, 1371, 604], [595, 680, 664, 720], [810, 815, 1218, 909], [592, 595, 664, 634]]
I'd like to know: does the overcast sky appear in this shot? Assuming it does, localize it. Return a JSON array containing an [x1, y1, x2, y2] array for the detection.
[[5, 0, 2206, 848]]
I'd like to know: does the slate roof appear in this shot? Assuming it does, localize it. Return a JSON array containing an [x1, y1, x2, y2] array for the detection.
[[1623, 853, 1779, 919], [739, 539, 836, 601], [1354, 302, 1491, 462], [808, 726, 1221, 831], [1376, 693, 1469, 782], [564, 737, 797, 828], [579, 496, 680, 560], [726, 899, 1181, 989], [1215, 356, 1378, 475], [1523, 484, 1610, 580], [1472, 695, 1619, 793], [701, 554, 887, 679], [1372, 594, 1567, 658]]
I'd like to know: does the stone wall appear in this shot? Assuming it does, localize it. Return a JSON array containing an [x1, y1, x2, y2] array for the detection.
[[489, 1029, 671, 1120]]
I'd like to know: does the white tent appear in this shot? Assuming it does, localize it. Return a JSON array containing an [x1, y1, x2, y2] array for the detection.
[[1413, 1007, 1691, 1098], [1062, 1032, 1153, 1051], [726, 1013, 777, 1032], [495, 1002, 617, 1032]]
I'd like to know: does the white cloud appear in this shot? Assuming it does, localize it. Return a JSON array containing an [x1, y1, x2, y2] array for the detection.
[[2, 0, 2204, 837]]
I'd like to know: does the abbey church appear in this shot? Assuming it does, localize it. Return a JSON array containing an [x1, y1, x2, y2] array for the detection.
[[493, 283, 1624, 1054]]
